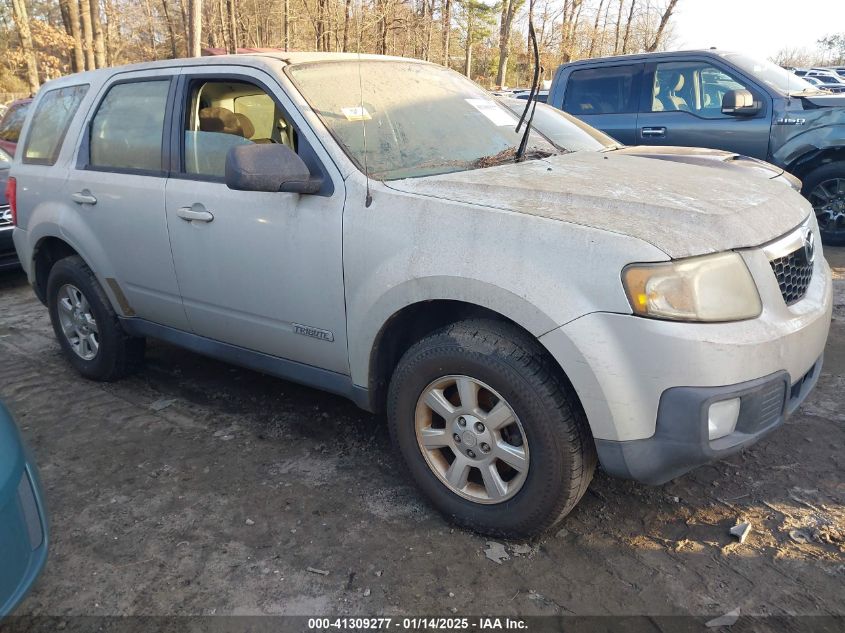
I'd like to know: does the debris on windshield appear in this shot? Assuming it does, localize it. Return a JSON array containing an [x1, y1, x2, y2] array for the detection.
[[475, 147, 554, 168]]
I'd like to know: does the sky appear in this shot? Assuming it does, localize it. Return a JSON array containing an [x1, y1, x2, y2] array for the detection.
[[670, 0, 845, 62]]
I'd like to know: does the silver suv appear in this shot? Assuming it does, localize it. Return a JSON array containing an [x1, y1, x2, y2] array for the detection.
[[9, 54, 833, 537]]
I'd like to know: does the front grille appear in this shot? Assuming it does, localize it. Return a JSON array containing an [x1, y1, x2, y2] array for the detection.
[[769, 245, 813, 305], [0, 205, 11, 228]]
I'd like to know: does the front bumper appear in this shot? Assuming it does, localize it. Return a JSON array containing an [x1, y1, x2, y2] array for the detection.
[[540, 232, 832, 485], [594, 357, 822, 484], [0, 226, 18, 271]]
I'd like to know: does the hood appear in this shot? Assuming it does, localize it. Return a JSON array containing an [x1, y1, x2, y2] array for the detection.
[[798, 93, 845, 108], [613, 145, 785, 180], [386, 151, 810, 259]]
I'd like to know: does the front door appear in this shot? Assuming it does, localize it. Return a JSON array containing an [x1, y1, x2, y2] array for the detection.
[[163, 67, 348, 375], [635, 60, 771, 159]]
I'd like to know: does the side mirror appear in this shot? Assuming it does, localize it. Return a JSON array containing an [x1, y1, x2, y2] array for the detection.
[[721, 89, 760, 116], [225, 143, 322, 193]]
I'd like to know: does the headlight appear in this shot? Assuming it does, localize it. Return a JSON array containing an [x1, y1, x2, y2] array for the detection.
[[622, 252, 761, 322]]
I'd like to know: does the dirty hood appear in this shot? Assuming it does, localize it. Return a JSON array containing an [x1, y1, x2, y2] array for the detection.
[[386, 151, 810, 259], [612, 145, 786, 179]]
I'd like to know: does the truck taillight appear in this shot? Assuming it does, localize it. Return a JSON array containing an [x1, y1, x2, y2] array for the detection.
[[5, 177, 16, 226]]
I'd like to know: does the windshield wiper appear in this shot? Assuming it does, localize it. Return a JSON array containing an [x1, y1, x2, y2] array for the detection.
[[514, 19, 540, 162], [474, 147, 555, 168]]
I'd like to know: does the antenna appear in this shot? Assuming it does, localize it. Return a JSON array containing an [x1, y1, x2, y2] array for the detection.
[[356, 0, 373, 208]]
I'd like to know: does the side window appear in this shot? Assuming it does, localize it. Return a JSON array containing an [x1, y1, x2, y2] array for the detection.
[[89, 80, 170, 172], [23, 86, 88, 165], [651, 62, 750, 117], [0, 102, 31, 145], [563, 65, 639, 115], [182, 79, 297, 179]]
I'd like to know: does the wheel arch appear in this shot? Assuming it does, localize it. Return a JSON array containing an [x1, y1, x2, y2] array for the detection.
[[780, 139, 845, 181]]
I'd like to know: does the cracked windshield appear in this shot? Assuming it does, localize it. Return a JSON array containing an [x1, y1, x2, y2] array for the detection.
[[287, 60, 558, 180]]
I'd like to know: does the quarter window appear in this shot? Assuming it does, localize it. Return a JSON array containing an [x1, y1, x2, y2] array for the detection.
[[22, 86, 88, 165], [89, 80, 170, 172], [563, 65, 640, 115], [0, 101, 31, 145], [651, 62, 751, 117]]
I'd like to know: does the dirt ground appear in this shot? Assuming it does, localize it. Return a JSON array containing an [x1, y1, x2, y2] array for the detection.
[[0, 248, 843, 625]]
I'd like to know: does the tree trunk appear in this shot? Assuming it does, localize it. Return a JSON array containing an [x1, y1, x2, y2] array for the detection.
[[621, 0, 635, 54], [441, 0, 451, 67], [226, 0, 238, 53], [645, 0, 678, 52], [464, 34, 471, 77], [60, 0, 85, 72], [283, 0, 290, 50], [613, 0, 623, 54], [189, 0, 203, 56], [587, 0, 604, 57], [341, 0, 351, 51], [161, 0, 179, 57], [178, 0, 190, 50], [9, 0, 39, 93], [495, 0, 517, 88], [90, 0, 106, 67], [79, 0, 96, 69]]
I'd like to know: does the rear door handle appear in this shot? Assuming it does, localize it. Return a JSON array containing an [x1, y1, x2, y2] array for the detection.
[[176, 204, 214, 223], [641, 126, 666, 138], [71, 190, 97, 205]]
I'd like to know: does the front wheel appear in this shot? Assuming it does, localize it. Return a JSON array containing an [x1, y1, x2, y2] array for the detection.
[[387, 319, 596, 538], [802, 161, 845, 246]]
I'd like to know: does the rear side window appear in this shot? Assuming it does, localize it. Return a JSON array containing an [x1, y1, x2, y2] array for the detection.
[[89, 80, 170, 173], [563, 65, 639, 115], [23, 86, 88, 165], [0, 102, 30, 145]]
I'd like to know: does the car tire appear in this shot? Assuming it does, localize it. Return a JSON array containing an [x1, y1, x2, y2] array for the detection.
[[801, 161, 845, 246], [387, 319, 596, 538], [47, 255, 145, 381]]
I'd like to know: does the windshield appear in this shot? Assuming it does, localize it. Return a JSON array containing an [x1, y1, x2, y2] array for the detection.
[[499, 98, 618, 152], [722, 53, 816, 94], [287, 60, 559, 180]]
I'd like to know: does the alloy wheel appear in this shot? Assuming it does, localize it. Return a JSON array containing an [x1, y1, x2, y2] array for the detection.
[[414, 375, 529, 504], [57, 284, 100, 361], [809, 177, 845, 235]]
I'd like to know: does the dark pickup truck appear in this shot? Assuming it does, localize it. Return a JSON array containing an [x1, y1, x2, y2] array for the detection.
[[547, 50, 845, 244]]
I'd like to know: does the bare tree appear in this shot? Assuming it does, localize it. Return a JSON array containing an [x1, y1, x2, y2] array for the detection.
[[613, 0, 623, 53], [621, 0, 635, 53], [587, 0, 604, 56], [9, 0, 40, 92], [189, 0, 203, 56], [79, 0, 96, 69], [442, 0, 451, 67], [226, 0, 238, 52], [645, 0, 678, 52], [495, 0, 522, 87], [60, 0, 85, 71], [90, 0, 106, 66]]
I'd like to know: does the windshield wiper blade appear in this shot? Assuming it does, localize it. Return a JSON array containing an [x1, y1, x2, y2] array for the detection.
[[515, 19, 540, 162]]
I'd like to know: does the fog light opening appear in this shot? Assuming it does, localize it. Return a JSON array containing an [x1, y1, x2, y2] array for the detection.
[[708, 398, 741, 441]]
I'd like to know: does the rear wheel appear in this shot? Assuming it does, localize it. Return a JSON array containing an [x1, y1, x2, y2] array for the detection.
[[387, 319, 596, 538], [47, 255, 145, 381], [802, 161, 845, 246]]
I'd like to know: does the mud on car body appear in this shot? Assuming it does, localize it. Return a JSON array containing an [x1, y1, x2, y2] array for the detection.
[[9, 53, 832, 537]]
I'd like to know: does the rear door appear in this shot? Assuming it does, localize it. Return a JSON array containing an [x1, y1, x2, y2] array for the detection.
[[559, 63, 642, 145], [64, 69, 188, 329], [635, 59, 771, 158]]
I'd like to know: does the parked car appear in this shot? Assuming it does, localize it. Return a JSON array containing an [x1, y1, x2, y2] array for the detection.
[[803, 76, 845, 94], [9, 53, 832, 537], [0, 400, 49, 616], [547, 50, 845, 244], [1, 148, 19, 270], [500, 97, 804, 189], [0, 99, 32, 157]]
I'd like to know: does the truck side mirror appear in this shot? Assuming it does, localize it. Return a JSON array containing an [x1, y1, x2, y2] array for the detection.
[[225, 143, 322, 194], [721, 89, 760, 117]]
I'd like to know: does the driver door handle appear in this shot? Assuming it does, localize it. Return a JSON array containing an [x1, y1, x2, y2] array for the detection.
[[641, 126, 666, 138], [176, 205, 214, 223], [71, 190, 97, 205]]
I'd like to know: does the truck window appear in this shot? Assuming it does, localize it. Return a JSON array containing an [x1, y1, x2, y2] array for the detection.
[[89, 80, 170, 173], [22, 86, 88, 165], [181, 79, 296, 179], [562, 65, 639, 115], [651, 62, 751, 117]]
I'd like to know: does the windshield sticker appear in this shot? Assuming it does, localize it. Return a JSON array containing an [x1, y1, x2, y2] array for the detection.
[[341, 106, 372, 121], [465, 99, 518, 126]]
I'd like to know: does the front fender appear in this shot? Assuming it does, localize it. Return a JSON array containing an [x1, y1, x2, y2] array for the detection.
[[771, 120, 845, 171]]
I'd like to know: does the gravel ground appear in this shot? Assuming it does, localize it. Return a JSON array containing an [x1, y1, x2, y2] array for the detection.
[[0, 249, 843, 625]]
